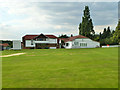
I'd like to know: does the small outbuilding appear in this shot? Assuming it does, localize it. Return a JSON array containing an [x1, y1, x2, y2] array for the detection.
[[60, 35, 100, 49], [13, 40, 21, 50]]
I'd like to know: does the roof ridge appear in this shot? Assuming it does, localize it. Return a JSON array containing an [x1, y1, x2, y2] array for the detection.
[[60, 35, 88, 42], [23, 34, 58, 40]]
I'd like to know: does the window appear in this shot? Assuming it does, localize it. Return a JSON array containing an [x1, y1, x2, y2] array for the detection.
[[74, 42, 76, 45], [79, 43, 87, 47], [82, 43, 83, 46], [80, 43, 81, 46], [84, 43, 86, 46], [66, 43, 69, 46], [74, 42, 78, 45], [31, 40, 33, 45], [77, 42, 79, 45], [40, 38, 43, 41], [37, 38, 46, 41]]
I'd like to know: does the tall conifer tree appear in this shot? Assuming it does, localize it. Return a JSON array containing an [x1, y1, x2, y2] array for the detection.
[[79, 6, 95, 39]]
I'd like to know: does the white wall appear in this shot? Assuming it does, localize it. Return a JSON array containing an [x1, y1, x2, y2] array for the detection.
[[49, 39, 57, 43], [25, 40, 35, 47], [13, 40, 21, 50], [64, 38, 100, 49], [86, 41, 100, 48], [50, 47, 57, 49], [25, 39, 57, 47], [75, 38, 92, 42], [64, 41, 72, 49], [102, 45, 119, 48], [35, 39, 57, 44]]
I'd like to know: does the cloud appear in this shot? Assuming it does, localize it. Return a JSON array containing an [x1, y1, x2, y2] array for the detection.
[[94, 24, 117, 34], [0, 2, 118, 40], [54, 25, 62, 29], [0, 0, 119, 2]]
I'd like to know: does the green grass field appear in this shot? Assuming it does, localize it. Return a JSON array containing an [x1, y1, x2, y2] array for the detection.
[[2, 48, 118, 88]]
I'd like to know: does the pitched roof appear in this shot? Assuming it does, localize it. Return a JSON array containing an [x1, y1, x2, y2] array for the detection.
[[23, 34, 58, 40], [0, 43, 9, 47], [46, 35, 57, 38], [59, 35, 88, 42], [23, 35, 38, 40]]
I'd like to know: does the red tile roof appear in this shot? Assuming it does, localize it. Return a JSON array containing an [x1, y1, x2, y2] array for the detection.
[[23, 35, 38, 40], [59, 35, 88, 42], [0, 43, 9, 47], [46, 35, 57, 38], [23, 34, 58, 40]]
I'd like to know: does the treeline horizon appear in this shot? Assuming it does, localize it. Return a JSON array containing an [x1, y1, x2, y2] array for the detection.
[[59, 6, 120, 45]]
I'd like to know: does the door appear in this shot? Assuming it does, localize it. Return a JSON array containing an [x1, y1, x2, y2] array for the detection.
[[36, 43, 49, 49]]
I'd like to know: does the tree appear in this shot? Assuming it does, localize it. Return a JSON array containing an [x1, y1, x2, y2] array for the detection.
[[99, 32, 102, 40], [101, 28, 107, 39], [94, 34, 100, 41], [59, 34, 69, 38], [99, 26, 115, 45], [112, 19, 120, 44], [79, 6, 95, 39], [112, 30, 115, 35], [106, 26, 111, 38], [71, 34, 73, 37]]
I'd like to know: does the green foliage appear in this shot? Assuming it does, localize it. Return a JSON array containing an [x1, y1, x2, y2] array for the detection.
[[71, 34, 73, 37], [78, 6, 120, 45], [93, 35, 100, 41], [106, 27, 112, 38], [104, 38, 113, 45], [59, 34, 69, 38], [100, 27, 112, 40], [2, 40, 13, 48], [79, 6, 95, 39], [98, 26, 117, 45], [111, 20, 120, 44]]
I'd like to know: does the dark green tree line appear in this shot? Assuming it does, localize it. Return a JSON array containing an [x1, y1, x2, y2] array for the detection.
[[111, 19, 120, 44]]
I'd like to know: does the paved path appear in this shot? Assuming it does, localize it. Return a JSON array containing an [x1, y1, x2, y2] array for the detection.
[[0, 53, 26, 57]]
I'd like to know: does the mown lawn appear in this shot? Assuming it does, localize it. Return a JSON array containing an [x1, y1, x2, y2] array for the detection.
[[1, 49, 26, 56], [2, 48, 118, 88]]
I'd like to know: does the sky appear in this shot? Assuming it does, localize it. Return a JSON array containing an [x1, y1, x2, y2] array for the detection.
[[0, 1, 118, 40]]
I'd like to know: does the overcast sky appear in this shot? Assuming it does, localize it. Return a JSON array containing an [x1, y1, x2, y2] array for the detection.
[[0, 2, 118, 40]]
